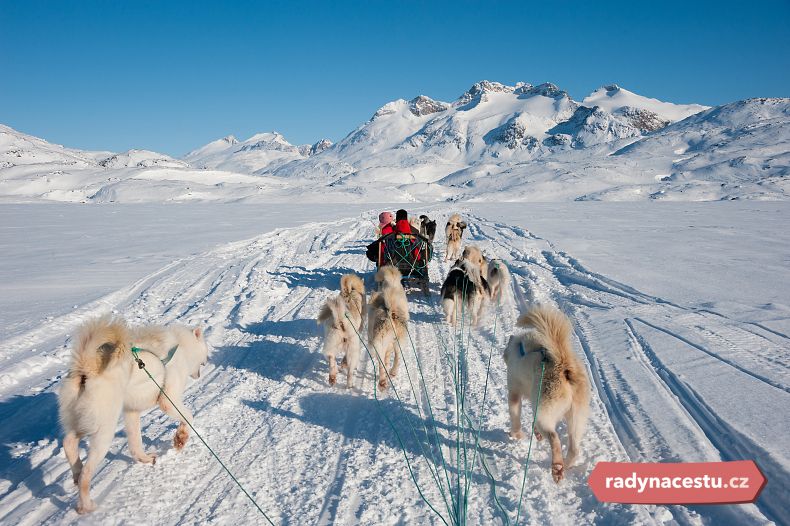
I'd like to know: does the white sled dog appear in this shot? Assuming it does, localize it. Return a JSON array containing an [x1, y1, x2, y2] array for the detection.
[[503, 306, 590, 483], [58, 316, 208, 513], [318, 273, 366, 388], [445, 213, 467, 261], [368, 266, 409, 390], [486, 258, 511, 302], [440, 258, 489, 326]]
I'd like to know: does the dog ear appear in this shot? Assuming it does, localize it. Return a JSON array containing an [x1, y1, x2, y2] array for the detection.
[[459, 222, 467, 230], [193, 327, 203, 339]]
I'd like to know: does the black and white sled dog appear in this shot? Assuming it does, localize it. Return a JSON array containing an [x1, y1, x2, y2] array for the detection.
[[317, 273, 366, 388], [503, 306, 590, 483], [440, 256, 490, 327], [58, 316, 209, 513], [368, 266, 409, 390], [419, 214, 437, 242]]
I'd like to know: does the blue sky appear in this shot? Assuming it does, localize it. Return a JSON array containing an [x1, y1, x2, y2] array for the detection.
[[1, 0, 788, 156]]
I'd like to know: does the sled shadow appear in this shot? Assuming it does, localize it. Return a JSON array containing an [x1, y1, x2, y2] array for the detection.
[[0, 391, 70, 509]]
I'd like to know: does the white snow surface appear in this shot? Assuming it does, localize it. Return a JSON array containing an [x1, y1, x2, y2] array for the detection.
[[0, 202, 787, 525], [2, 82, 788, 203]]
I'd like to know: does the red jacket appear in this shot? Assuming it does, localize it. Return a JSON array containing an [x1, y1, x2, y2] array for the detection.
[[395, 219, 413, 234], [381, 223, 394, 236]]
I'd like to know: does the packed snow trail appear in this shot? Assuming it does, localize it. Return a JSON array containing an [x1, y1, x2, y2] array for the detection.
[[0, 209, 784, 525]]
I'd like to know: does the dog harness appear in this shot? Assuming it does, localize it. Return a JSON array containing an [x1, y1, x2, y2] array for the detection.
[[130, 344, 179, 369]]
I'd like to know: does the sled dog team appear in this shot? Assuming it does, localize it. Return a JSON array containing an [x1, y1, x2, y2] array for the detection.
[[58, 212, 590, 513]]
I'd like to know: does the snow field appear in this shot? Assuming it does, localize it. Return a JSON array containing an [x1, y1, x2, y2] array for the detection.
[[0, 206, 785, 525]]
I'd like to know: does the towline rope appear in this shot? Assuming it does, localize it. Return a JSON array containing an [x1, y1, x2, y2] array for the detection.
[[515, 352, 546, 525], [129, 347, 276, 525]]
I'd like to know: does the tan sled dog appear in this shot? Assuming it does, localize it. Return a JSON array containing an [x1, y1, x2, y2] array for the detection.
[[58, 316, 208, 513], [487, 258, 511, 302], [445, 213, 467, 261], [368, 266, 409, 390], [503, 306, 590, 483], [318, 274, 366, 387]]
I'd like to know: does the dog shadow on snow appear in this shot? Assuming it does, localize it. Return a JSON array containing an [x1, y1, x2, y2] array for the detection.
[[0, 391, 72, 512], [273, 265, 363, 290], [243, 392, 515, 487], [213, 317, 324, 385]]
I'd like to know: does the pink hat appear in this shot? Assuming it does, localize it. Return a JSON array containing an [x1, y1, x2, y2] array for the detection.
[[378, 211, 394, 225]]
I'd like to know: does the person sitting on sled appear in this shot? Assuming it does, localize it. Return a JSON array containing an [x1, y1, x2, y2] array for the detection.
[[394, 209, 420, 235], [377, 211, 395, 237]]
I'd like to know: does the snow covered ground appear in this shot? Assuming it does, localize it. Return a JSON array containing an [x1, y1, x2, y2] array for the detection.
[[0, 202, 787, 525]]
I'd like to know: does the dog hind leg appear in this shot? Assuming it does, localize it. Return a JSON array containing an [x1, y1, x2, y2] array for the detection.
[[389, 336, 401, 378], [544, 427, 565, 483], [508, 390, 524, 439], [327, 351, 338, 386], [442, 297, 455, 326], [565, 401, 589, 467], [345, 340, 360, 389], [63, 431, 83, 485], [372, 332, 395, 390], [76, 427, 114, 514]]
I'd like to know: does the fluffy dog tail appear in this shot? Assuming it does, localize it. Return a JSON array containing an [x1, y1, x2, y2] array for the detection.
[[516, 306, 574, 365], [318, 296, 347, 331], [70, 316, 129, 381], [489, 259, 511, 300], [517, 306, 591, 388], [59, 316, 130, 436], [340, 274, 365, 297]]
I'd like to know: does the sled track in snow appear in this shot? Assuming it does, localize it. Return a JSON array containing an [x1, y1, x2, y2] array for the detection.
[[0, 209, 784, 525]]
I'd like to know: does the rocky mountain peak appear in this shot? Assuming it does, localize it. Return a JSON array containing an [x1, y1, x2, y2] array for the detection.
[[298, 139, 333, 157], [520, 82, 568, 99], [409, 96, 449, 117], [455, 80, 514, 106]]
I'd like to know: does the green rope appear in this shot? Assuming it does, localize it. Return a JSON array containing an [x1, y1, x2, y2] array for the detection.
[[400, 312, 456, 516], [345, 315, 451, 526], [384, 313, 456, 520], [383, 314, 455, 519], [515, 358, 546, 525], [129, 348, 275, 525], [463, 261, 503, 515]]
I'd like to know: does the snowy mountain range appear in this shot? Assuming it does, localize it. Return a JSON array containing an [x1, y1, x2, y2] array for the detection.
[[1, 82, 788, 202]]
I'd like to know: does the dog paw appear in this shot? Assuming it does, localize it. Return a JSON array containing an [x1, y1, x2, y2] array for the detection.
[[76, 499, 96, 514], [534, 431, 543, 441], [378, 378, 388, 390], [552, 463, 565, 483], [134, 452, 157, 464], [173, 425, 189, 450], [509, 430, 525, 440], [328, 374, 336, 386]]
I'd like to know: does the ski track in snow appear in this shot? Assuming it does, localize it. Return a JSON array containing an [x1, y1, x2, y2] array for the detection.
[[0, 209, 785, 525]]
